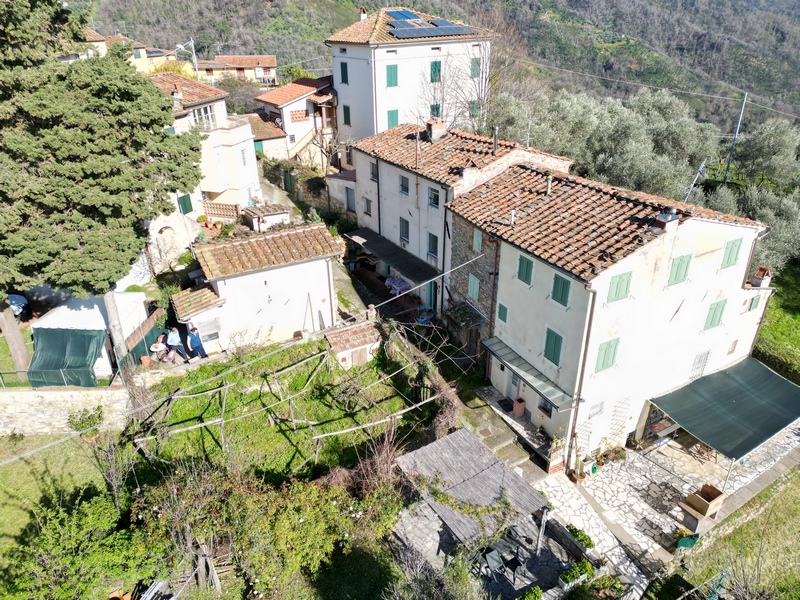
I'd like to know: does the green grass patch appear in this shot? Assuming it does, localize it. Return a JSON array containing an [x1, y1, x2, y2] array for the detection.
[[754, 260, 800, 385], [0, 327, 33, 387], [643, 573, 697, 599], [685, 466, 800, 598]]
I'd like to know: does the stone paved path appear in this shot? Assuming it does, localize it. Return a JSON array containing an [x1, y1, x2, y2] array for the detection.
[[536, 473, 649, 599]]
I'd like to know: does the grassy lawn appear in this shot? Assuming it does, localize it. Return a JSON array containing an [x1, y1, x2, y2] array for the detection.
[[0, 326, 33, 386], [754, 260, 800, 384], [683, 466, 800, 598]]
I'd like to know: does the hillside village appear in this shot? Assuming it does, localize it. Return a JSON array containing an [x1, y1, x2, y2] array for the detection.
[[1, 3, 800, 600]]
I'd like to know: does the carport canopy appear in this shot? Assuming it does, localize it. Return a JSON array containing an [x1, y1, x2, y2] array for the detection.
[[651, 357, 800, 461]]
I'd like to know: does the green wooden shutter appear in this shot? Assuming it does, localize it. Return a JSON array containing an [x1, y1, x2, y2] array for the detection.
[[343, 105, 351, 126], [469, 100, 479, 117], [704, 299, 727, 330], [749, 295, 760, 312], [177, 194, 192, 214], [722, 238, 743, 268], [430, 104, 440, 118], [552, 274, 570, 306], [608, 272, 632, 302], [340, 62, 349, 84], [430, 60, 441, 83], [386, 64, 398, 87], [472, 229, 482, 252], [468, 274, 480, 300], [498, 303, 508, 322], [471, 57, 481, 78], [596, 338, 619, 372], [668, 254, 692, 286], [254, 140, 263, 153], [544, 329, 563, 366], [387, 109, 398, 128], [517, 256, 533, 285]]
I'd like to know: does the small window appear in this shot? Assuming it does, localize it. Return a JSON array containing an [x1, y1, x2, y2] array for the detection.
[[386, 49, 397, 54], [387, 109, 398, 128], [704, 299, 727, 330], [538, 398, 553, 418], [343, 105, 351, 126], [468, 273, 480, 300], [691, 350, 710, 379], [595, 338, 619, 373], [340, 61, 349, 84], [428, 187, 440, 208], [133, 48, 142, 59], [241, 149, 247, 166], [668, 254, 692, 286], [430, 60, 441, 83], [468, 100, 479, 117], [345, 145, 352, 164], [552, 274, 570, 307], [430, 103, 440, 118], [289, 134, 296, 144], [517, 255, 533, 285], [205, 68, 214, 76], [472, 229, 482, 253], [544, 328, 563, 366], [511, 372, 519, 387], [197, 318, 221, 341], [428, 233, 438, 258], [431, 46, 441, 52], [748, 295, 760, 312], [370, 162, 378, 181], [345, 187, 355, 212], [177, 193, 192, 215], [498, 303, 508, 323], [471, 56, 481, 78], [588, 401, 604, 419], [339, 47, 346, 54], [399, 175, 409, 195], [363, 197, 372, 215], [608, 272, 632, 302], [400, 217, 409, 242], [722, 238, 743, 269], [386, 64, 398, 87]]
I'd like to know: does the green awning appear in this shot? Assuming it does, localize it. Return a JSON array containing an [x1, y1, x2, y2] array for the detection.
[[28, 328, 107, 388], [651, 357, 800, 460]]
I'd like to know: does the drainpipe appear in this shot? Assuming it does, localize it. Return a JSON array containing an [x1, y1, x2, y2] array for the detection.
[[439, 196, 449, 313], [326, 257, 336, 328], [371, 150, 382, 236], [565, 285, 597, 475], [484, 233, 501, 380]]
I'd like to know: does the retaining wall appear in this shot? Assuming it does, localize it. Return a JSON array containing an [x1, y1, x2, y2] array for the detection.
[[0, 387, 130, 435]]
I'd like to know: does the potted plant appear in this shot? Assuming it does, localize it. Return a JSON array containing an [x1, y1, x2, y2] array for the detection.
[[558, 559, 595, 590], [567, 524, 595, 550]]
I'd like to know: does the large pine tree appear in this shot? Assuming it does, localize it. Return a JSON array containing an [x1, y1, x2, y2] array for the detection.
[[0, 1, 201, 373]]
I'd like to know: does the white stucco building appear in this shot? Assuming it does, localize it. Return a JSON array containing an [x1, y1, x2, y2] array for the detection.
[[448, 164, 772, 470], [326, 7, 493, 165], [328, 120, 571, 312], [170, 224, 343, 351]]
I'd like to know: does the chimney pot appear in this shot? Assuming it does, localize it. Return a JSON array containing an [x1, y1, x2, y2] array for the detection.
[[546, 175, 553, 196], [510, 209, 516, 226], [492, 125, 499, 156], [426, 118, 447, 141], [359, 6, 368, 20]]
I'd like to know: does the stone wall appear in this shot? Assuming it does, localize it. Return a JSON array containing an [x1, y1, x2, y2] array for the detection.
[[0, 387, 130, 435]]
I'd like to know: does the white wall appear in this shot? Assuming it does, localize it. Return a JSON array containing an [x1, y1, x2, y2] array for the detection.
[[332, 39, 489, 144], [190, 257, 337, 350]]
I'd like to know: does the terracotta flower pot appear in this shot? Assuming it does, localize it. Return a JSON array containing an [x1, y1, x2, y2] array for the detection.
[[140, 355, 152, 367]]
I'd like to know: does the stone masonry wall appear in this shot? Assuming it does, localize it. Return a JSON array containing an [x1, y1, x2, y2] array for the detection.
[[0, 388, 130, 435], [448, 213, 499, 339]]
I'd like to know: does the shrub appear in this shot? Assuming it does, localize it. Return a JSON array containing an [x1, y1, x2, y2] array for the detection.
[[561, 559, 595, 583], [567, 524, 595, 549], [520, 586, 544, 600], [196, 214, 208, 222], [67, 405, 104, 434], [124, 284, 145, 293]]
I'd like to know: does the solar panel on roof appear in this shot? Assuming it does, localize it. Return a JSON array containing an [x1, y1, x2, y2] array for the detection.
[[430, 19, 456, 27], [388, 25, 476, 38], [388, 20, 415, 29], [387, 10, 410, 20], [401, 10, 420, 19]]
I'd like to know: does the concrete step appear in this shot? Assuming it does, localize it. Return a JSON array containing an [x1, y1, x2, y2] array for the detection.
[[484, 429, 517, 451], [514, 460, 549, 486], [495, 440, 531, 469]]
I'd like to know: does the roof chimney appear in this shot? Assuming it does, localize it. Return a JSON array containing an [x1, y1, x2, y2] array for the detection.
[[359, 6, 368, 20], [546, 175, 553, 196], [510, 209, 516, 227], [653, 205, 679, 234], [171, 84, 183, 110], [426, 118, 447, 142], [492, 125, 499, 156]]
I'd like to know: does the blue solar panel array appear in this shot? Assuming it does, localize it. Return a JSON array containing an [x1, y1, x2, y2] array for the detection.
[[387, 9, 420, 20], [389, 25, 475, 38]]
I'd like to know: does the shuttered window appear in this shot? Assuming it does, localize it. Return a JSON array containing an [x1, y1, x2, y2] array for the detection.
[[387, 109, 398, 128], [552, 274, 570, 306], [472, 229, 482, 253], [177, 194, 192, 214], [386, 64, 398, 87], [517, 255, 533, 285], [608, 272, 632, 302], [749, 295, 760, 312], [471, 57, 481, 78], [340, 62, 349, 84], [704, 299, 727, 330], [544, 329, 563, 366], [498, 303, 508, 323], [668, 254, 692, 286], [468, 274, 479, 300], [722, 238, 743, 268], [343, 105, 351, 126], [596, 338, 619, 372], [430, 60, 441, 83]]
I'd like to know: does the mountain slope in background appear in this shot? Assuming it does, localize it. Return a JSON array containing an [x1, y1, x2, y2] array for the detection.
[[90, 0, 800, 125]]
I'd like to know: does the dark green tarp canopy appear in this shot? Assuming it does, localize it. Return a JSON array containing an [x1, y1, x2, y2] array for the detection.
[[651, 357, 800, 460], [28, 328, 107, 388]]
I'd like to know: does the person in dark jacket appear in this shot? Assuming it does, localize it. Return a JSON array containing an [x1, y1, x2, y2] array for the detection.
[[187, 327, 208, 359]]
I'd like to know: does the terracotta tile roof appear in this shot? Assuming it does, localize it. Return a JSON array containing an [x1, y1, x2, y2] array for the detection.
[[82, 27, 105, 43], [450, 165, 763, 282], [195, 223, 344, 280], [326, 170, 357, 182], [326, 321, 381, 354], [245, 113, 286, 140], [214, 55, 277, 68], [171, 283, 226, 321], [197, 60, 230, 69], [242, 204, 291, 218], [326, 7, 494, 45], [352, 124, 523, 186], [254, 77, 332, 108], [146, 72, 228, 111], [104, 34, 146, 49]]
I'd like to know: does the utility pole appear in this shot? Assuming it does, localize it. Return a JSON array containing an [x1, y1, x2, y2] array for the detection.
[[723, 92, 747, 185]]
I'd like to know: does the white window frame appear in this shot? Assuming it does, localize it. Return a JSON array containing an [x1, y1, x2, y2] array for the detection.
[[428, 187, 440, 208], [399, 217, 410, 242]]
